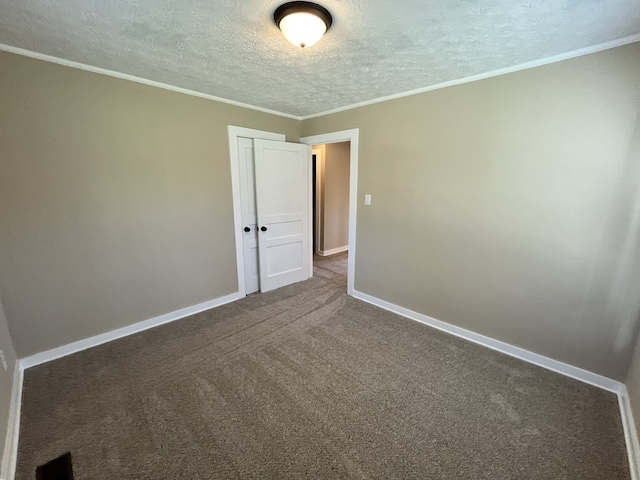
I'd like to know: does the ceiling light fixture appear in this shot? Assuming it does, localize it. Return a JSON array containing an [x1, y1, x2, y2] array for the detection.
[[274, 1, 333, 49]]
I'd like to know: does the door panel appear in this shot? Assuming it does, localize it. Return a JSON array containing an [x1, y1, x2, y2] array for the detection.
[[254, 139, 311, 292], [238, 137, 259, 294]]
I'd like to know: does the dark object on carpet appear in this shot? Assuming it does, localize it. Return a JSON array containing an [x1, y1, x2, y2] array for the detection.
[[16, 253, 630, 479], [35, 451, 74, 480]]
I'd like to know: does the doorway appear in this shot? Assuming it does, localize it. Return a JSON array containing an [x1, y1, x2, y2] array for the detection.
[[300, 129, 359, 296], [311, 142, 351, 257], [229, 126, 359, 297]]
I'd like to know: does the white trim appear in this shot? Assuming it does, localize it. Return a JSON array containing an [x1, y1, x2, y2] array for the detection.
[[301, 34, 640, 120], [3, 36, 638, 122], [307, 144, 314, 280], [619, 386, 640, 480], [227, 126, 287, 297], [2, 288, 636, 478], [19, 292, 241, 370], [351, 289, 640, 476], [300, 129, 359, 296], [0, 44, 300, 121], [312, 146, 323, 256], [1, 362, 23, 480], [318, 246, 348, 256], [351, 289, 624, 393]]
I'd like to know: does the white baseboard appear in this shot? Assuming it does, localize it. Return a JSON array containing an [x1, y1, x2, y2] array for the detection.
[[2, 291, 242, 480], [6, 287, 638, 478], [317, 246, 348, 256], [619, 386, 640, 480], [1, 362, 24, 480], [351, 289, 623, 392], [351, 289, 640, 476], [20, 292, 242, 370]]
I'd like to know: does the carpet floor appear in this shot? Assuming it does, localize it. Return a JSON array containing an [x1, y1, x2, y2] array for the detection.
[[16, 253, 630, 479]]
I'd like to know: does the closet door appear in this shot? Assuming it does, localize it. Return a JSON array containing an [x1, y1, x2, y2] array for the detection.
[[237, 137, 260, 294], [254, 139, 312, 292]]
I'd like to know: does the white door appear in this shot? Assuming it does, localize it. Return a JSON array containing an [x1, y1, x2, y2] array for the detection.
[[254, 139, 312, 292], [237, 137, 260, 294]]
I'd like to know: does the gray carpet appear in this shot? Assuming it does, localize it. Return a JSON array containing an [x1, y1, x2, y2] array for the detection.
[[16, 252, 630, 479]]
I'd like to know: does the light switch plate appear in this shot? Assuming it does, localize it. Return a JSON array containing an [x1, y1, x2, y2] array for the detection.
[[364, 194, 372, 205]]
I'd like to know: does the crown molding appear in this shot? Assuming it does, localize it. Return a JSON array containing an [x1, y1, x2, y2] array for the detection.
[[301, 34, 640, 120], [0, 44, 302, 121], [2, 34, 639, 122]]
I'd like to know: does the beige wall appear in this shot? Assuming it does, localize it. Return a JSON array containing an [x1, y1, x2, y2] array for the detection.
[[302, 42, 640, 380], [0, 51, 300, 357], [0, 297, 18, 473], [319, 142, 350, 252], [312, 144, 325, 254], [2, 43, 640, 381]]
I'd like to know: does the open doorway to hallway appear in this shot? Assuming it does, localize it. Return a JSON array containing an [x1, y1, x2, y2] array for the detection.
[[300, 129, 359, 296], [312, 142, 351, 257]]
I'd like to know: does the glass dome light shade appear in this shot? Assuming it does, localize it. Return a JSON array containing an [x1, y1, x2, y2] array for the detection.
[[279, 12, 327, 48]]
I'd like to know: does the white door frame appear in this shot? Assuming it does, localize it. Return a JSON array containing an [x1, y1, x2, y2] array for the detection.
[[311, 146, 323, 255], [300, 129, 359, 296], [228, 126, 286, 297]]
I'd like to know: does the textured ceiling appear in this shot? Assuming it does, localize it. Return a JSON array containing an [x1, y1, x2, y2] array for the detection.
[[1, 0, 639, 117]]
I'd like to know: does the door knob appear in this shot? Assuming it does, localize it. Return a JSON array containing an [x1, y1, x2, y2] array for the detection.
[[261, 226, 267, 232], [244, 227, 251, 232]]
